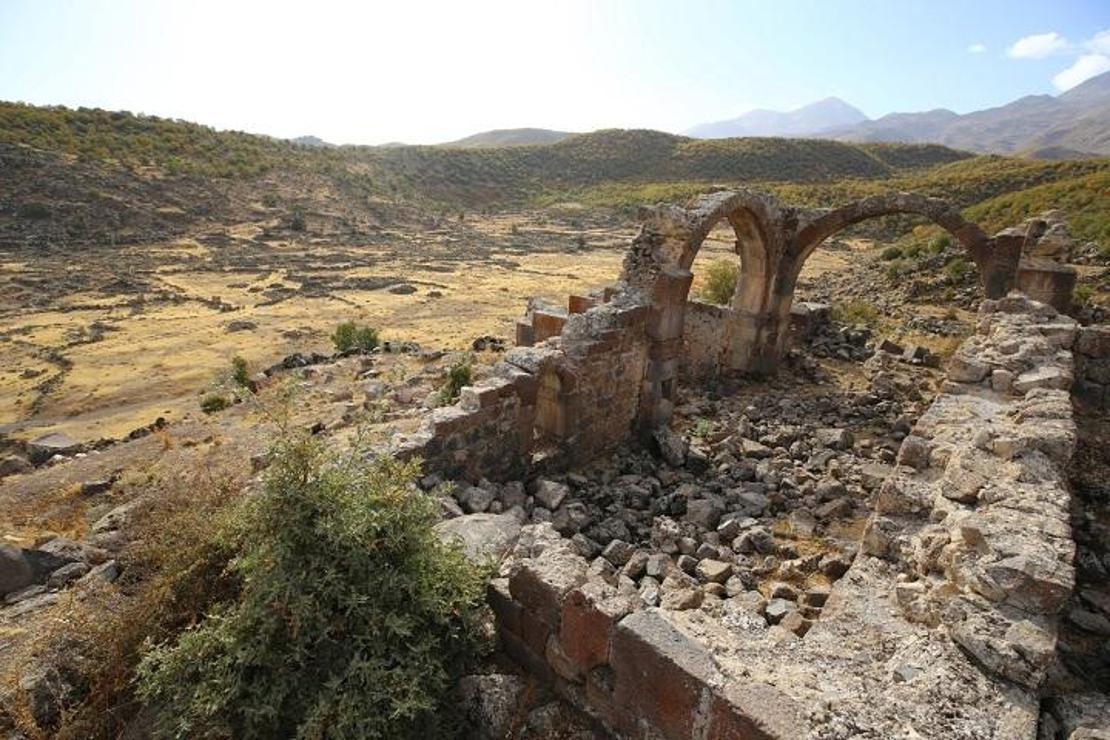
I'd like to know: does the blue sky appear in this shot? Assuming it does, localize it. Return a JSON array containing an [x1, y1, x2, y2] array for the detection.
[[0, 0, 1107, 144]]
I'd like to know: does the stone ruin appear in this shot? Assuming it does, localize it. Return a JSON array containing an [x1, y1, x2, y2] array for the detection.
[[388, 190, 1108, 738]]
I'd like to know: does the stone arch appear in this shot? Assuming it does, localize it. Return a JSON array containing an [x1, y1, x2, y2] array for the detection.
[[789, 192, 1018, 298]]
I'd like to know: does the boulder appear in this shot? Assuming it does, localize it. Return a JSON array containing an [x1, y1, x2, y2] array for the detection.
[[1, 544, 34, 596], [433, 513, 522, 563], [27, 432, 80, 464]]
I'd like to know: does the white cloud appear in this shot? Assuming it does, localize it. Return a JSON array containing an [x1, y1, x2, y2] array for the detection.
[[967, 43, 986, 54], [1008, 31, 1070, 59], [1053, 53, 1110, 91], [1086, 28, 1110, 55]]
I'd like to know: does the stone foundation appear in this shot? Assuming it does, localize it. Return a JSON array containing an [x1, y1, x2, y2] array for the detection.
[[478, 293, 1083, 739]]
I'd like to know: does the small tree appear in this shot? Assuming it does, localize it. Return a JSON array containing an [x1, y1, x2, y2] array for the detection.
[[436, 355, 473, 406], [332, 321, 380, 353], [135, 434, 489, 739], [698, 259, 739, 305], [230, 355, 251, 390]]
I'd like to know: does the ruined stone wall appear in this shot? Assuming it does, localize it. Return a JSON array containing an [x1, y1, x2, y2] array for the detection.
[[1074, 325, 1110, 410], [392, 300, 651, 482], [556, 305, 650, 464], [865, 292, 1078, 689], [482, 293, 1082, 739], [680, 300, 730, 382], [491, 525, 799, 740], [392, 370, 537, 482]]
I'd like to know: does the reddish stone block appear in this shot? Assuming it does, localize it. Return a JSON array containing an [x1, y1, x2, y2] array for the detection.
[[559, 582, 634, 673], [568, 294, 597, 314], [610, 609, 721, 740], [533, 311, 568, 342], [515, 320, 535, 347]]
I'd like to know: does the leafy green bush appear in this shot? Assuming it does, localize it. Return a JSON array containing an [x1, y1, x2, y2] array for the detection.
[[832, 299, 879, 327], [135, 434, 489, 739], [929, 233, 952, 253], [1074, 283, 1094, 306], [199, 393, 231, 414], [332, 321, 380, 353], [880, 246, 903, 261], [437, 355, 474, 406], [230, 355, 251, 390], [903, 243, 925, 259], [698, 259, 739, 305], [946, 256, 972, 281]]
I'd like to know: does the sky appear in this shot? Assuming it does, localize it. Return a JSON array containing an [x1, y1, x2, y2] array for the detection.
[[0, 0, 1108, 145]]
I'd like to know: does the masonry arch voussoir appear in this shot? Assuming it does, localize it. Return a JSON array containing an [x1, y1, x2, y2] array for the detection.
[[791, 192, 990, 275]]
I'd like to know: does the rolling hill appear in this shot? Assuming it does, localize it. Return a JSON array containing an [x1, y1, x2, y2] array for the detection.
[[440, 128, 574, 148], [0, 100, 1107, 251]]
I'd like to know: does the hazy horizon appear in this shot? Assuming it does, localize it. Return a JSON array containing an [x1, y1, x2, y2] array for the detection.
[[1, 0, 1107, 146]]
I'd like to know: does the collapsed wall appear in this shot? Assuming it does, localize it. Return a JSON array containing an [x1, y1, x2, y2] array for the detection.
[[477, 293, 1084, 739]]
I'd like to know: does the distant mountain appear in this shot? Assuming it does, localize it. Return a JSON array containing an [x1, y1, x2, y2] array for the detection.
[[827, 71, 1110, 156], [291, 135, 334, 147], [441, 128, 574, 148], [684, 97, 868, 139]]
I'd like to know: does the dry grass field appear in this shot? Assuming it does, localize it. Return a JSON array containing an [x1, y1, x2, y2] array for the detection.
[[0, 214, 866, 445]]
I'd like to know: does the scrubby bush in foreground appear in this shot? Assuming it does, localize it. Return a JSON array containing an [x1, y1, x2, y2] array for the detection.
[[135, 433, 489, 739], [332, 321, 380, 353]]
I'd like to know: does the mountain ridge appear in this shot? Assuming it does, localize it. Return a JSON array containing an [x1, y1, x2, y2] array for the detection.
[[684, 97, 868, 139]]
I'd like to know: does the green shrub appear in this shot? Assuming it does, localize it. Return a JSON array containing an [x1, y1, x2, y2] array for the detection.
[[289, 205, 306, 232], [946, 257, 972, 281], [261, 193, 279, 208], [880, 246, 903, 261], [832, 299, 879, 327], [698, 259, 739, 305], [332, 321, 380, 353], [929, 233, 952, 253], [1073, 283, 1094, 306], [885, 258, 911, 278], [135, 433, 489, 739], [903, 243, 925, 259], [199, 393, 231, 414], [437, 355, 474, 406], [230, 355, 251, 389], [17, 201, 51, 219]]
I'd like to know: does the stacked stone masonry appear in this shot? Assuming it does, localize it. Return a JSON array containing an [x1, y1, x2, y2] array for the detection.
[[394, 189, 1034, 484], [479, 293, 1084, 739]]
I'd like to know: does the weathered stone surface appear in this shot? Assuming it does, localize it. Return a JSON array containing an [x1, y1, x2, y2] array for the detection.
[[434, 512, 521, 563], [1, 544, 34, 596]]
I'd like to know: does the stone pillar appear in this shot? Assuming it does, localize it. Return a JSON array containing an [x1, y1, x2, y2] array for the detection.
[[1017, 258, 1077, 313], [637, 267, 693, 432], [977, 234, 1023, 299]]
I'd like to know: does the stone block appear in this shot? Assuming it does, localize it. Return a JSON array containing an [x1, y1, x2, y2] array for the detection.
[[707, 681, 806, 740], [568, 294, 597, 314], [533, 311, 568, 342], [559, 582, 635, 674], [610, 609, 722, 740], [1077, 326, 1110, 358], [508, 549, 588, 627]]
